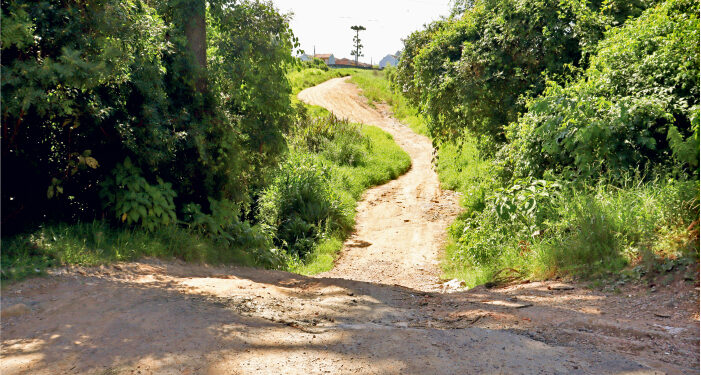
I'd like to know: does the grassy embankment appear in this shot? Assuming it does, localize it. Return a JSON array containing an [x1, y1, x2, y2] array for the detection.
[[288, 124, 411, 274], [2, 67, 411, 281], [349, 69, 699, 288]]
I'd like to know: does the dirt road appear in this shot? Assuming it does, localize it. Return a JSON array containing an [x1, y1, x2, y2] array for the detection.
[[299, 76, 462, 291], [2, 77, 698, 375]]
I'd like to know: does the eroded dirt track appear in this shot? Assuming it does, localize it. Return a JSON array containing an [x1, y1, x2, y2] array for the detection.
[[299, 77, 461, 291], [2, 77, 697, 375]]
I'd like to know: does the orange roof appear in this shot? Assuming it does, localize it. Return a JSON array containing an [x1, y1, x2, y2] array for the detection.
[[334, 58, 371, 67], [314, 54, 333, 59]]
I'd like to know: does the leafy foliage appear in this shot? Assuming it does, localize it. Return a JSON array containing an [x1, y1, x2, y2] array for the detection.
[[2, 0, 173, 232], [1, 0, 297, 236], [299, 58, 330, 71], [258, 154, 350, 258], [100, 158, 177, 231], [505, 0, 700, 179], [395, 0, 661, 146]]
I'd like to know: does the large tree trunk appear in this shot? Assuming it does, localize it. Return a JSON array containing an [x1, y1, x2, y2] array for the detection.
[[185, 1, 207, 92]]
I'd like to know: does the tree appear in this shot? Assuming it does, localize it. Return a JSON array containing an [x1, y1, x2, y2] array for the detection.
[[350, 25, 366, 66], [0, 0, 297, 234], [394, 0, 655, 147], [183, 0, 207, 92]]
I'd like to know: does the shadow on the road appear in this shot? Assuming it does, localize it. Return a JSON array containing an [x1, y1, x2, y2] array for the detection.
[[0, 261, 664, 374]]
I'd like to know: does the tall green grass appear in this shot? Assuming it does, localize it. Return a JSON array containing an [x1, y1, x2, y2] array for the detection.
[[287, 67, 360, 93], [347, 70, 428, 135], [1, 221, 257, 280], [444, 176, 699, 287]]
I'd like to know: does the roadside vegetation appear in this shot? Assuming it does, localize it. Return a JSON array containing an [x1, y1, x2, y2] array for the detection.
[[1, 1, 409, 281], [355, 0, 700, 287]]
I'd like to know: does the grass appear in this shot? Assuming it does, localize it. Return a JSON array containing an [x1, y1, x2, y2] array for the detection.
[[287, 68, 349, 95], [1, 221, 257, 281], [347, 69, 428, 135], [289, 124, 411, 275], [442, 177, 700, 287]]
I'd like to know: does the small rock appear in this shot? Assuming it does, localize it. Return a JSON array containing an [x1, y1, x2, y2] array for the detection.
[[441, 279, 466, 291], [2, 303, 31, 318], [654, 312, 672, 318]]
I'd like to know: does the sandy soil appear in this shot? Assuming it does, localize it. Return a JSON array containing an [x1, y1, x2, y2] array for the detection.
[[1, 77, 698, 375]]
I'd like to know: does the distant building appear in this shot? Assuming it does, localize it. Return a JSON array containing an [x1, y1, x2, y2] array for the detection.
[[314, 54, 335, 65], [333, 57, 372, 68], [379, 53, 399, 69], [298, 53, 336, 65]]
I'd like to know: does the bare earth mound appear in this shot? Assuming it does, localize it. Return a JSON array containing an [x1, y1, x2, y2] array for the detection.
[[1, 77, 697, 374]]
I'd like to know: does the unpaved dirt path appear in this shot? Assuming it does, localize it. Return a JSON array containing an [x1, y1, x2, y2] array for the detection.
[[1, 77, 697, 375], [299, 76, 461, 291]]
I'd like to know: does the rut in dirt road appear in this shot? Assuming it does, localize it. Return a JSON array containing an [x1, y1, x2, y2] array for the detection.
[[298, 76, 461, 291]]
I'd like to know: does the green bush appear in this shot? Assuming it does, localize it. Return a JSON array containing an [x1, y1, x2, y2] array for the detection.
[[298, 58, 329, 71], [505, 0, 700, 179], [258, 153, 351, 258], [182, 199, 278, 267], [393, 0, 654, 145], [100, 158, 177, 231]]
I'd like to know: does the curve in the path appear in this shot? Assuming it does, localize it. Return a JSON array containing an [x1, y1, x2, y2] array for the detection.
[[298, 77, 461, 292]]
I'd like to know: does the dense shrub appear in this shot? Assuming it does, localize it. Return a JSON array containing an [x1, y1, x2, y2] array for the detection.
[[394, 0, 656, 145], [1, 0, 297, 236], [100, 158, 177, 231], [299, 58, 330, 71], [258, 154, 351, 258], [505, 0, 699, 179], [2, 0, 173, 232]]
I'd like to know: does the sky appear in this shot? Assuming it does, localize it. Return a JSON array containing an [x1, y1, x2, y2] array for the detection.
[[271, 0, 452, 65]]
